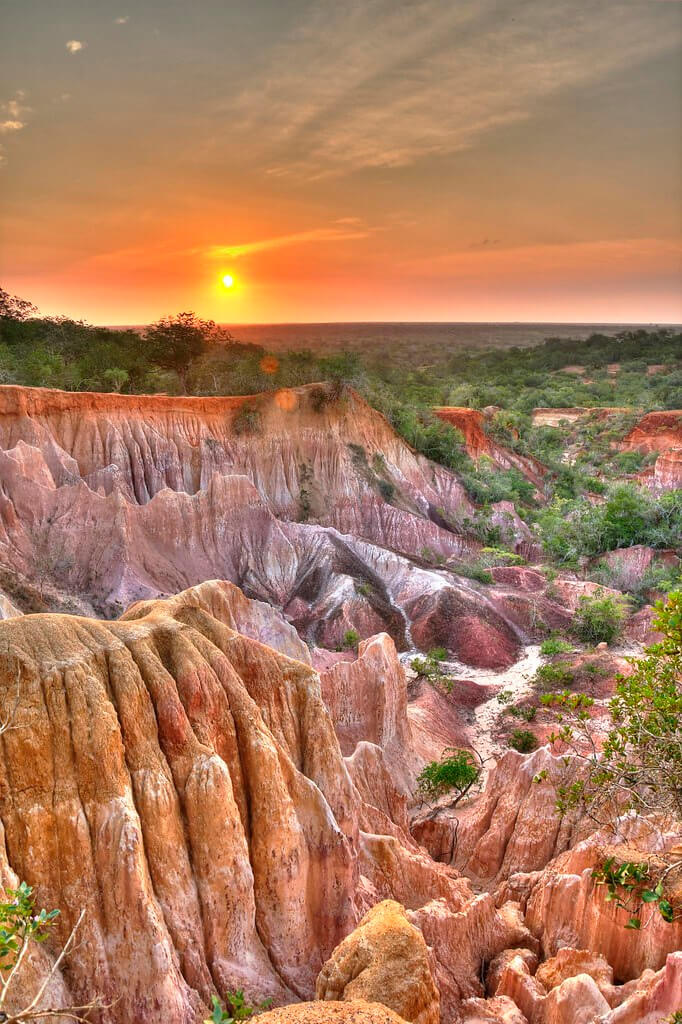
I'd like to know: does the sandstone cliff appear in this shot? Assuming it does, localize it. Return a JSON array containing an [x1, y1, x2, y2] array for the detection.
[[0, 383, 537, 667], [0, 582, 534, 1022], [620, 410, 682, 491]]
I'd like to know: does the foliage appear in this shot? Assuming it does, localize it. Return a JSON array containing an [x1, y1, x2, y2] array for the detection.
[[590, 558, 682, 606], [508, 703, 537, 722], [573, 590, 628, 644], [541, 593, 682, 828], [508, 728, 538, 753], [452, 562, 494, 584], [0, 286, 37, 321], [0, 882, 59, 972], [534, 661, 575, 689], [143, 312, 214, 389], [592, 858, 677, 928], [536, 485, 682, 565], [204, 991, 272, 1024], [540, 637, 574, 656], [0, 881, 103, 1021], [342, 629, 360, 650], [416, 748, 480, 803], [411, 648, 452, 691]]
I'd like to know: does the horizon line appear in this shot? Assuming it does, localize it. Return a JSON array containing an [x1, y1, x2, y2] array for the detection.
[[100, 318, 682, 330]]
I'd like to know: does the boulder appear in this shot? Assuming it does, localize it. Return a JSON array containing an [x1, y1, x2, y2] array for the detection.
[[315, 900, 440, 1024]]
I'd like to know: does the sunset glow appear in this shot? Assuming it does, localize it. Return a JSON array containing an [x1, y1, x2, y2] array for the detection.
[[0, 2, 680, 325]]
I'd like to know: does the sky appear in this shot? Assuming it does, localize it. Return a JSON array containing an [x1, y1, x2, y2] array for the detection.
[[0, 0, 681, 325]]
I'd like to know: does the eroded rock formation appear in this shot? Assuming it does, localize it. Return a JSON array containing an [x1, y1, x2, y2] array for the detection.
[[0, 384, 536, 667], [620, 410, 682, 491], [0, 582, 537, 1023], [315, 900, 440, 1024]]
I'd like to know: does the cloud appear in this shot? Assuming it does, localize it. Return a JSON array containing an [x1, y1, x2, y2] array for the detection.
[[65, 40, 84, 54], [0, 92, 30, 138], [114, 16, 130, 25], [204, 226, 371, 260], [226, 0, 682, 176]]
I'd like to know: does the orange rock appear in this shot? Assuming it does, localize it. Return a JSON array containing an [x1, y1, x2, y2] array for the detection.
[[535, 948, 613, 999], [315, 900, 440, 1024], [259, 1002, 410, 1024]]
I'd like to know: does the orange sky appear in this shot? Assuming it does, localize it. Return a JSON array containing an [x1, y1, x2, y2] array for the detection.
[[1, 1, 681, 325]]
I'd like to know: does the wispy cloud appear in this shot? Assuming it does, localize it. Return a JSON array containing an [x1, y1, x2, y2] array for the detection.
[[114, 16, 130, 25], [65, 40, 85, 54], [225, 0, 682, 176], [204, 225, 371, 259], [0, 92, 30, 165]]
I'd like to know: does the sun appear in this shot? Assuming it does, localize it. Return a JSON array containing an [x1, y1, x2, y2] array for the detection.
[[222, 273, 234, 288]]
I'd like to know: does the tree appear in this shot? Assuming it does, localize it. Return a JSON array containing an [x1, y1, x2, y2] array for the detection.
[[573, 590, 629, 645], [541, 591, 682, 827], [416, 748, 481, 804], [0, 288, 37, 322], [102, 367, 129, 393], [537, 592, 682, 926], [143, 312, 213, 392]]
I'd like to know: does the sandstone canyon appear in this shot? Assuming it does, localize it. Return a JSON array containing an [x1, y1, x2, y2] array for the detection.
[[0, 383, 679, 1024]]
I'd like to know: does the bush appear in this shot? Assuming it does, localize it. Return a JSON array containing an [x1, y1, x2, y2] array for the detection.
[[509, 704, 537, 722], [416, 748, 480, 803], [342, 629, 360, 650], [453, 562, 494, 584], [534, 661, 575, 688], [509, 729, 538, 753], [411, 649, 453, 691], [540, 637, 574, 656], [205, 990, 272, 1023], [539, 593, 682, 928], [574, 591, 628, 644]]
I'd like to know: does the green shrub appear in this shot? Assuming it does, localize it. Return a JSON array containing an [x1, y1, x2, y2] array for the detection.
[[540, 637, 574, 656], [205, 990, 273, 1023], [540, 592, 682, 834], [534, 661, 575, 688], [611, 450, 646, 474], [574, 591, 628, 644], [480, 546, 526, 567], [509, 728, 539, 752], [342, 629, 360, 650], [453, 563, 494, 584], [411, 649, 453, 691], [416, 748, 480, 803], [509, 704, 537, 722]]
